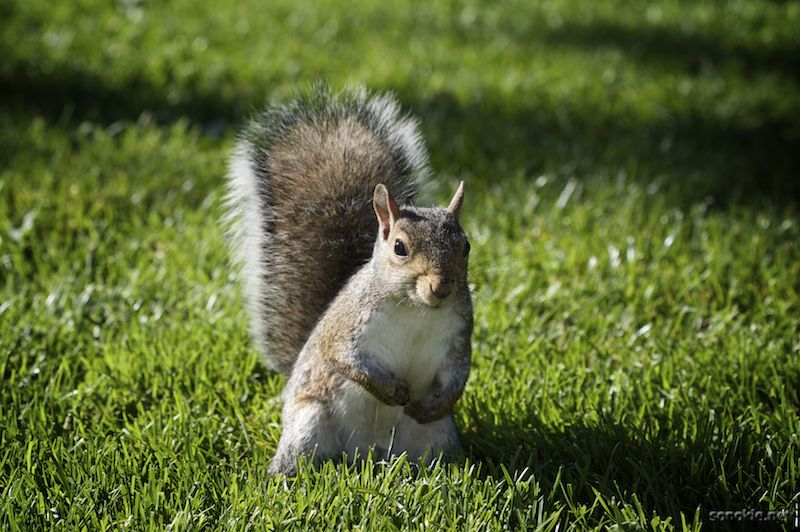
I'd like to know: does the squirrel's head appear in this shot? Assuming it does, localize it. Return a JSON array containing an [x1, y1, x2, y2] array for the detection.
[[372, 182, 470, 308]]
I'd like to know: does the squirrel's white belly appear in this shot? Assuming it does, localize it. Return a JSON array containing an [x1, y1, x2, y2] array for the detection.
[[333, 301, 461, 453], [361, 301, 460, 396]]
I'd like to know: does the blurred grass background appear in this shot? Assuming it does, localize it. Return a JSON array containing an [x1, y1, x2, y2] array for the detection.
[[1, 0, 799, 530]]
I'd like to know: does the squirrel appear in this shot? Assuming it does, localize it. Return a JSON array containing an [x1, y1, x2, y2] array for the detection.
[[224, 84, 473, 476]]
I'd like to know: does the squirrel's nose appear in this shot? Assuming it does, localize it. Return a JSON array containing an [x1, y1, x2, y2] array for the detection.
[[430, 280, 452, 300]]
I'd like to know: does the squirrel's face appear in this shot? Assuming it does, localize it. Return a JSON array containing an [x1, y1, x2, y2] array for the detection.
[[373, 182, 469, 308]]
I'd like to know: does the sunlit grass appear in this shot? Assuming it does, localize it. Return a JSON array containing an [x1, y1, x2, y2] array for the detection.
[[1, 0, 799, 529]]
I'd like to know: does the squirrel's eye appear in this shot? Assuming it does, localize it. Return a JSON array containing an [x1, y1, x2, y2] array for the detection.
[[464, 240, 471, 257], [394, 239, 408, 257]]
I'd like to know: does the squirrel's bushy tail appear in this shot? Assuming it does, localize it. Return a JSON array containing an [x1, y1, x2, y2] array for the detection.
[[225, 84, 430, 374]]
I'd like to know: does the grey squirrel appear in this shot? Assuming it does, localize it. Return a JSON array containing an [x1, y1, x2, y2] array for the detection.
[[224, 84, 472, 475]]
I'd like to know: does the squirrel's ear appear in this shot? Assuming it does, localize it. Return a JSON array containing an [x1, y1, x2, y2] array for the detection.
[[373, 183, 399, 240], [447, 180, 465, 219]]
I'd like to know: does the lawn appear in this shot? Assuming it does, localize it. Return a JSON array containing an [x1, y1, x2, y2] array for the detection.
[[2, 0, 799, 529]]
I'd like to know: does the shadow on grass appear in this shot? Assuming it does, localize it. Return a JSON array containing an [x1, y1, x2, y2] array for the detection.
[[537, 20, 800, 81], [2, 44, 798, 210], [0, 60, 249, 135], [461, 409, 777, 524], [401, 89, 799, 210]]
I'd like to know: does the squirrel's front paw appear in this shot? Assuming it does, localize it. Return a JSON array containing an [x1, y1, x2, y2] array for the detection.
[[404, 400, 444, 424], [381, 379, 410, 406]]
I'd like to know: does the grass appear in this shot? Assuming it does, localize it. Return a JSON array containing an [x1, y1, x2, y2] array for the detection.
[[2, 0, 799, 529]]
